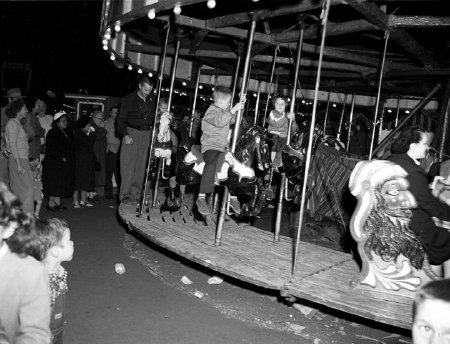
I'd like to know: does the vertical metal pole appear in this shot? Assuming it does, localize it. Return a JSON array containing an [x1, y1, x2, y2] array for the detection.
[[377, 100, 386, 144], [394, 96, 401, 128], [263, 45, 279, 127], [140, 23, 170, 215], [292, 0, 331, 276], [189, 66, 201, 136], [151, 28, 182, 208], [439, 96, 450, 159], [274, 24, 304, 242], [323, 90, 331, 132], [336, 94, 347, 141], [231, 43, 244, 103], [346, 93, 356, 151], [215, 16, 257, 246], [369, 31, 390, 160], [254, 81, 261, 126]]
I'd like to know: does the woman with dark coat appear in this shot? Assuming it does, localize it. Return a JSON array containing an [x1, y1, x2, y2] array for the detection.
[[348, 118, 369, 157], [42, 111, 74, 210], [389, 127, 450, 277], [72, 114, 96, 207]]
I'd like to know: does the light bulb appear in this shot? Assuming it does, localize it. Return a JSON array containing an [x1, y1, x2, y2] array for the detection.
[[138, 69, 143, 74], [110, 54, 115, 61], [207, 0, 216, 9], [102, 38, 108, 45], [199, 85, 203, 89], [102, 45, 108, 51], [173, 3, 181, 15], [148, 8, 156, 19], [148, 72, 153, 77], [104, 28, 111, 40], [182, 81, 187, 86], [114, 22, 121, 32], [128, 65, 133, 71]]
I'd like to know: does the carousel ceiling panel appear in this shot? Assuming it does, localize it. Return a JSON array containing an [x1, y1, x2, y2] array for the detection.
[[102, 0, 450, 98]]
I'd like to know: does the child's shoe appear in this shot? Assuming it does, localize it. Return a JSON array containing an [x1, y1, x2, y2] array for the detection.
[[229, 196, 241, 215], [196, 196, 210, 216]]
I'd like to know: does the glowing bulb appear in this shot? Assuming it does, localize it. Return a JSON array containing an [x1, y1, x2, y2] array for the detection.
[[128, 65, 133, 71], [212, 87, 215, 91], [114, 22, 121, 32], [405, 110, 410, 114], [104, 28, 111, 40], [110, 54, 115, 61], [199, 85, 203, 89], [148, 8, 156, 19], [301, 100, 305, 104], [138, 69, 143, 74], [207, 0, 216, 9], [148, 72, 153, 77], [102, 38, 108, 45], [253, 93, 257, 97], [102, 45, 108, 51], [332, 104, 337, 108], [173, 3, 181, 15], [182, 81, 187, 86]]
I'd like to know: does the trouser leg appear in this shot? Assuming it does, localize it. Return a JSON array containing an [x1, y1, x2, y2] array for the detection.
[[199, 150, 223, 194]]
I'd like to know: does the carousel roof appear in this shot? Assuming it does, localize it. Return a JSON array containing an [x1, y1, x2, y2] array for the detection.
[[102, 0, 450, 99]]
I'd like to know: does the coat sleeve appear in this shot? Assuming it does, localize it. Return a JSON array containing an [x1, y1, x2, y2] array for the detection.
[[16, 264, 51, 344], [116, 97, 130, 136], [203, 107, 234, 128]]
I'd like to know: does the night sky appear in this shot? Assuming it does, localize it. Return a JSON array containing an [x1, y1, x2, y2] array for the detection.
[[1, 1, 136, 101]]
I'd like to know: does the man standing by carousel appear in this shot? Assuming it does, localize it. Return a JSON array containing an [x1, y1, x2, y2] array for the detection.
[[117, 75, 156, 203]]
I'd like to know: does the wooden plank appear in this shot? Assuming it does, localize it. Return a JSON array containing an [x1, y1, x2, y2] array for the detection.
[[389, 15, 450, 28]]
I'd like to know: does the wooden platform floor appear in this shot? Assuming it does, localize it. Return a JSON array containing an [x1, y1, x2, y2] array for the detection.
[[119, 195, 415, 330]]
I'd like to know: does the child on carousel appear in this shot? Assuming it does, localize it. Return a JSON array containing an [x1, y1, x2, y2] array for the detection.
[[196, 86, 246, 216], [266, 96, 296, 170]]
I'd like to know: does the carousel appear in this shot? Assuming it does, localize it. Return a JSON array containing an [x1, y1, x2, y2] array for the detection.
[[100, 0, 450, 329]]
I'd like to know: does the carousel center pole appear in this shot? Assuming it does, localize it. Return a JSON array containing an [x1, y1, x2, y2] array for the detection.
[[189, 66, 202, 137], [215, 15, 257, 247], [292, 0, 331, 276], [262, 45, 279, 127], [151, 28, 182, 208], [346, 93, 356, 151], [274, 21, 304, 242], [368, 31, 390, 160], [140, 22, 170, 216]]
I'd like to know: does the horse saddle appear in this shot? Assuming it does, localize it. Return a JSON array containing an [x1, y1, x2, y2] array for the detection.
[[154, 141, 172, 164], [184, 145, 255, 181]]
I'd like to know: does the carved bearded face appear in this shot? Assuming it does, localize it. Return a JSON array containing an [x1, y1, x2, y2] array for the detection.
[[379, 177, 417, 216]]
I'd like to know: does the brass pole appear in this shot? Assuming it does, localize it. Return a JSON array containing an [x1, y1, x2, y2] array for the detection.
[[189, 66, 201, 136], [253, 81, 261, 126], [231, 43, 244, 103], [346, 93, 356, 151], [140, 23, 170, 215], [336, 94, 347, 141], [323, 90, 331, 132], [151, 28, 182, 208], [368, 31, 390, 160], [292, 0, 331, 276], [394, 96, 401, 128], [215, 16, 257, 246], [274, 24, 304, 242], [263, 45, 279, 126]]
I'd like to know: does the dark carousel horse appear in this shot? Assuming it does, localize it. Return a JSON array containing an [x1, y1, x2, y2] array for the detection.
[[163, 125, 272, 217]]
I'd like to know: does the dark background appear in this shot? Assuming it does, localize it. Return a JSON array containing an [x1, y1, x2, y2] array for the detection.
[[1, 1, 135, 101]]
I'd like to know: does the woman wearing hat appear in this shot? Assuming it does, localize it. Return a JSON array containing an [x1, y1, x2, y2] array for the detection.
[[72, 114, 96, 207], [4, 98, 34, 214], [42, 111, 74, 211]]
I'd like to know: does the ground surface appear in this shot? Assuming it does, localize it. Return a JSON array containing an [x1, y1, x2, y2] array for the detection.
[[45, 196, 413, 344]]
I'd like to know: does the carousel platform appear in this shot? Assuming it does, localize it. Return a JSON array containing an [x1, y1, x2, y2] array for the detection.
[[119, 191, 415, 329]]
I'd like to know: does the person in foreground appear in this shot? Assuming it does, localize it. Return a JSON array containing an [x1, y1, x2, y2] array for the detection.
[[389, 127, 450, 277], [196, 86, 245, 216], [412, 279, 450, 344], [0, 182, 51, 344], [27, 218, 74, 344]]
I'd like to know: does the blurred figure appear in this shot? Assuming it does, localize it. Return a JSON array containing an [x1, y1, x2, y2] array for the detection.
[[91, 111, 107, 200], [29, 157, 43, 218], [42, 111, 74, 211], [4, 99, 34, 214], [412, 279, 450, 344], [72, 114, 96, 208], [104, 106, 120, 200], [348, 117, 369, 156], [27, 98, 46, 160]]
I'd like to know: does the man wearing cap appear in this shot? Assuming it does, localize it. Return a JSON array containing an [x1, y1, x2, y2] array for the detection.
[[116, 76, 156, 203], [1, 88, 27, 186]]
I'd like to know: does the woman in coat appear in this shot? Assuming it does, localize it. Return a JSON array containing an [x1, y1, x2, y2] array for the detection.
[[42, 111, 74, 211]]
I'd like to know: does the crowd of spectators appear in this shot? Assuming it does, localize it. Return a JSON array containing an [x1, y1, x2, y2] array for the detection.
[[0, 88, 122, 216]]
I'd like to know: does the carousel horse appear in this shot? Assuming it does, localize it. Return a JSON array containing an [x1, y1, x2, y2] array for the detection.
[[349, 160, 439, 292], [153, 110, 174, 176], [163, 125, 272, 216]]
